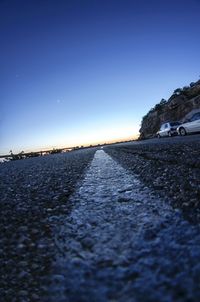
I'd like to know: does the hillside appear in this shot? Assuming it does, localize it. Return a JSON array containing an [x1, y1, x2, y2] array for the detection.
[[139, 79, 200, 139]]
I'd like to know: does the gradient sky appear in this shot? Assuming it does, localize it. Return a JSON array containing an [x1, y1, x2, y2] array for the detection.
[[1, 0, 200, 154]]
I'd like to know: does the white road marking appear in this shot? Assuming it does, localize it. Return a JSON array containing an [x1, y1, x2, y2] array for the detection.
[[49, 150, 200, 302]]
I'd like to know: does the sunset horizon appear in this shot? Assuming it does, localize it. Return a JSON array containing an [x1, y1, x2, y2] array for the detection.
[[0, 133, 138, 155], [1, 0, 200, 154], [1, 1, 200, 300]]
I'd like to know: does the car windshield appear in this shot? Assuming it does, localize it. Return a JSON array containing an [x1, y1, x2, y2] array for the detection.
[[170, 122, 180, 126], [191, 113, 200, 121]]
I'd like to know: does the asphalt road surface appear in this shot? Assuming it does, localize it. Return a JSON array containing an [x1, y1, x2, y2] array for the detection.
[[1, 134, 200, 302], [119, 133, 200, 146]]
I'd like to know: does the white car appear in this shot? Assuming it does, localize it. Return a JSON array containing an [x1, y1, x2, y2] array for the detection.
[[157, 122, 181, 138], [177, 112, 200, 136]]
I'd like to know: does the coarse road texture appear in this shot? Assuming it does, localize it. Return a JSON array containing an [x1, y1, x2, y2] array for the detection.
[[0, 149, 96, 302], [1, 136, 200, 302], [105, 135, 200, 222], [49, 149, 200, 302]]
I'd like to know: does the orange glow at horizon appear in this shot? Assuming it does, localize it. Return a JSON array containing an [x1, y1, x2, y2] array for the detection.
[[12, 132, 139, 154], [23, 135, 138, 153], [0, 124, 139, 155]]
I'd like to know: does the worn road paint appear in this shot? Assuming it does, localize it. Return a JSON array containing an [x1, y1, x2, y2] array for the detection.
[[49, 150, 200, 302]]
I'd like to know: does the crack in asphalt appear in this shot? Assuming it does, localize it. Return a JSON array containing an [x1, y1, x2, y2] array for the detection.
[[49, 150, 200, 302]]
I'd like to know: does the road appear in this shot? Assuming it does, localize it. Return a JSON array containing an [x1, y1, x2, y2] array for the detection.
[[0, 135, 200, 301], [119, 133, 200, 146], [106, 134, 200, 221]]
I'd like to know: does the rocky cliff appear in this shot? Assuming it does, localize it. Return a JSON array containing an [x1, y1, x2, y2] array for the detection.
[[139, 79, 200, 139]]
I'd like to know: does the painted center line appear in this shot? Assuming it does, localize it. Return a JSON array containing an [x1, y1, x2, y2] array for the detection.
[[49, 150, 200, 302]]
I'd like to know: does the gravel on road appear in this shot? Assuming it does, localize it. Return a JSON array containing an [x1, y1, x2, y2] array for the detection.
[[0, 149, 96, 301], [48, 150, 200, 302], [105, 138, 200, 222], [1, 137, 200, 302]]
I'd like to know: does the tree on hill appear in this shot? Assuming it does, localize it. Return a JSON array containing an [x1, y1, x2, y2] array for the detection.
[[173, 88, 182, 95]]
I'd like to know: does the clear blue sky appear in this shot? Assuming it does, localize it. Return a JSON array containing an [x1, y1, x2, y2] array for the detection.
[[1, 0, 200, 154]]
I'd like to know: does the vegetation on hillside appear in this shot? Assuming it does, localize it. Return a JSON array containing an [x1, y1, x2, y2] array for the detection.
[[139, 79, 200, 139]]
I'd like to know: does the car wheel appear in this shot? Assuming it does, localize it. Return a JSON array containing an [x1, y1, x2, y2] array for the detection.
[[179, 127, 187, 136], [168, 131, 172, 137], [157, 134, 161, 138]]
